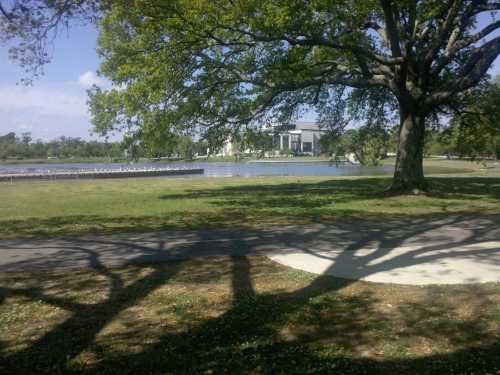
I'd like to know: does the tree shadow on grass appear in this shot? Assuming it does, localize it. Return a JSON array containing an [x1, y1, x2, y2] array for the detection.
[[0, 208, 419, 240], [1, 213, 500, 374], [427, 177, 500, 200], [159, 176, 500, 208], [1, 176, 499, 240], [0, 210, 315, 239], [0, 248, 183, 374], [160, 177, 390, 203]]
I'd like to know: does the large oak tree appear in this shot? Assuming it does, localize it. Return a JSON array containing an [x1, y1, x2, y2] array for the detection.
[[3, 1, 500, 191]]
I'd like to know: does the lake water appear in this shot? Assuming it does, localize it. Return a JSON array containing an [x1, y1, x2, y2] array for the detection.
[[0, 161, 394, 178]]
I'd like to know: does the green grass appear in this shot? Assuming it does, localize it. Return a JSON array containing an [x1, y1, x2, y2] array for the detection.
[[0, 164, 499, 239], [1, 256, 500, 374], [1, 161, 499, 373]]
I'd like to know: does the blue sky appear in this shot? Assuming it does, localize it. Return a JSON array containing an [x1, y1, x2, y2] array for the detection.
[[0, 17, 499, 141], [0, 23, 107, 141]]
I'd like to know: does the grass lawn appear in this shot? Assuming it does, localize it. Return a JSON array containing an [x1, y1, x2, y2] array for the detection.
[[1, 161, 500, 373], [1, 256, 500, 374], [0, 160, 499, 239]]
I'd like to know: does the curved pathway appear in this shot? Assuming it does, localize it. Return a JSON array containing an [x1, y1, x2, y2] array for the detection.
[[0, 213, 499, 285]]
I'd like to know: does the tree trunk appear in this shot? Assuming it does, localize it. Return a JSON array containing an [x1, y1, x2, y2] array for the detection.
[[390, 105, 426, 192]]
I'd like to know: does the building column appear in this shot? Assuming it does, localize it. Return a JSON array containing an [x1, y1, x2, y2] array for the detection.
[[279, 134, 283, 150]]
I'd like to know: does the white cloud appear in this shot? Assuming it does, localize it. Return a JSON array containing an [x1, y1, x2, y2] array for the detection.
[[78, 71, 105, 88], [0, 85, 88, 118]]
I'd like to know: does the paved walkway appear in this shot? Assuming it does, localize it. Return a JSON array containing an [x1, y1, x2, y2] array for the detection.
[[1, 214, 499, 285]]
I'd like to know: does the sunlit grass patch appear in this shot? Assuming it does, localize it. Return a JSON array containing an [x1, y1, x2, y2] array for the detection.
[[0, 172, 499, 239]]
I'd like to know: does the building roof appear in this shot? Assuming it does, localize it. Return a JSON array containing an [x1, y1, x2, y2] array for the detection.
[[264, 121, 322, 132], [295, 121, 321, 131]]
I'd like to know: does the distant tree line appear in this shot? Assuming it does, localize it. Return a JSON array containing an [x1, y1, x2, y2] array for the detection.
[[0, 132, 123, 160], [0, 132, 209, 161]]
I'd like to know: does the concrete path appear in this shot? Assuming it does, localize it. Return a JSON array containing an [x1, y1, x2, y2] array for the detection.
[[1, 213, 499, 285]]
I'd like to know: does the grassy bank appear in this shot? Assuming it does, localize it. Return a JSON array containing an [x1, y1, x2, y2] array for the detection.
[[1, 161, 500, 374], [1, 256, 500, 374], [0, 165, 499, 239]]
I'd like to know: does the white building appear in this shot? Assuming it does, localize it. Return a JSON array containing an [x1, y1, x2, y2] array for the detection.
[[215, 121, 327, 157], [218, 138, 235, 157], [270, 121, 326, 156]]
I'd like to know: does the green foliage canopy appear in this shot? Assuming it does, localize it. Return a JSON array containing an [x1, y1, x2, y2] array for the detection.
[[3, 1, 500, 189], [449, 80, 500, 160], [88, 1, 500, 145]]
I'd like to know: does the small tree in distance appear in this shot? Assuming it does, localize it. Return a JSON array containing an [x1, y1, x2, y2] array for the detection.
[[320, 125, 389, 166], [449, 79, 500, 161]]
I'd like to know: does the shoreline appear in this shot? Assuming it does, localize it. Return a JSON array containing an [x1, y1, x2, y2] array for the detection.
[[0, 167, 204, 181]]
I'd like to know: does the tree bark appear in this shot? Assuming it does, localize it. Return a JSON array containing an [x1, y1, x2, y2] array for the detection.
[[390, 105, 426, 192]]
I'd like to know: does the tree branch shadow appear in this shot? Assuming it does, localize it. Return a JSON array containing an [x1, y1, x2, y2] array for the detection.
[[0, 212, 499, 374]]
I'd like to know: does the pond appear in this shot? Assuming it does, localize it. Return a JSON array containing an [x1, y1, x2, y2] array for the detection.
[[0, 161, 394, 178]]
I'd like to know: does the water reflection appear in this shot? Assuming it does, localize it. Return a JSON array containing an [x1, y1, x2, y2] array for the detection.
[[0, 161, 394, 178]]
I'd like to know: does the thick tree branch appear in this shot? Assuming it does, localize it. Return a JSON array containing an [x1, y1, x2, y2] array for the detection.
[[424, 0, 461, 65], [432, 20, 500, 75], [379, 0, 403, 58], [477, 2, 500, 12], [216, 24, 405, 68], [0, 2, 11, 20], [426, 36, 500, 107]]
